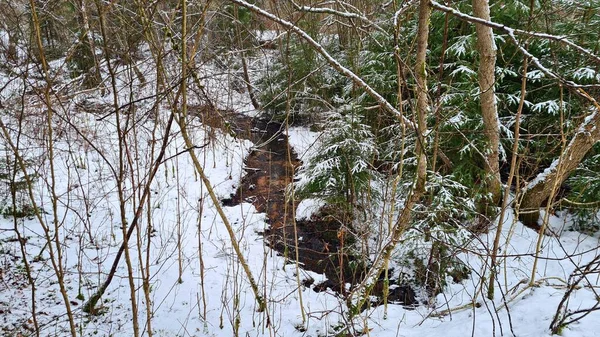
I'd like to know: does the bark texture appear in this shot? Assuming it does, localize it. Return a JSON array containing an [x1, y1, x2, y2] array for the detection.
[[473, 0, 501, 226], [520, 104, 600, 228]]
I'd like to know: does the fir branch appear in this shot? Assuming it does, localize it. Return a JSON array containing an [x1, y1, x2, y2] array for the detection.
[[229, 0, 417, 131], [430, 0, 600, 89]]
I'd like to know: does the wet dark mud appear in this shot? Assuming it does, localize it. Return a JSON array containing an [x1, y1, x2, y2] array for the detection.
[[193, 105, 416, 307]]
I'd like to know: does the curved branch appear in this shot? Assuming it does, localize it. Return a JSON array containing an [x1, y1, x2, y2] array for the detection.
[[290, 0, 386, 33], [430, 1, 600, 66], [229, 0, 417, 131]]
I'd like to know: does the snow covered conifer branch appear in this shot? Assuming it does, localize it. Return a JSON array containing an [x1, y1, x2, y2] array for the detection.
[[228, 0, 417, 131]]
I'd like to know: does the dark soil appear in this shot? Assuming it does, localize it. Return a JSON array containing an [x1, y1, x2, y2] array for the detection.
[[193, 105, 416, 307]]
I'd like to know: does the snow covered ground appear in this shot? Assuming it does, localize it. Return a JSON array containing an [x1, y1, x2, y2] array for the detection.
[[0, 52, 599, 337]]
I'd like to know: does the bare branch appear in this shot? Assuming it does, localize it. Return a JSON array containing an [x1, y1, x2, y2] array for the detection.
[[290, 0, 386, 33], [393, 0, 419, 27], [430, 0, 600, 89], [229, 0, 417, 131]]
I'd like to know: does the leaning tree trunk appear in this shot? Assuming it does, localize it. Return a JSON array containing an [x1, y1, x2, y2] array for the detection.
[[520, 101, 600, 228], [473, 0, 501, 229]]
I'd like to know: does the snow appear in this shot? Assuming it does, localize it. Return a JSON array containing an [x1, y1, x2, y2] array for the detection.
[[532, 99, 561, 115], [573, 67, 599, 81], [295, 198, 325, 221], [254, 30, 279, 42], [285, 126, 318, 157], [1, 44, 599, 337], [526, 69, 546, 81], [526, 158, 560, 191]]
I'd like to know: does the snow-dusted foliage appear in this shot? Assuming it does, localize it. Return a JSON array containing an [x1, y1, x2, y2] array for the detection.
[[567, 150, 600, 234], [387, 172, 476, 295], [294, 105, 381, 211], [257, 35, 344, 122], [1, 0, 600, 336]]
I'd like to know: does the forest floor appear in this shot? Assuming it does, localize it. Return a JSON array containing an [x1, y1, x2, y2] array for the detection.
[[0, 52, 599, 337]]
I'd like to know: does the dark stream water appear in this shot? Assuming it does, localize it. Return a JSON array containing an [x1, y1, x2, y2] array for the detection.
[[194, 105, 416, 306]]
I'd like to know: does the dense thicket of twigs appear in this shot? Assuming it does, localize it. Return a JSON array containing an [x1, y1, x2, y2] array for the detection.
[[0, 0, 599, 336]]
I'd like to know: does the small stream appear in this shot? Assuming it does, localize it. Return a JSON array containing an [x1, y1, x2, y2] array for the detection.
[[194, 105, 416, 307]]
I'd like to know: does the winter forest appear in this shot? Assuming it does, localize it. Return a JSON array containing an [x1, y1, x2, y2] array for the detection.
[[1, 0, 600, 336]]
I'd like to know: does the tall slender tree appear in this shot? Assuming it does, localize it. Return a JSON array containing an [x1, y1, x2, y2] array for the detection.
[[472, 0, 501, 228]]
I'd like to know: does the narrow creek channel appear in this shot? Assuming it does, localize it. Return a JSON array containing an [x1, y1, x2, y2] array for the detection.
[[194, 105, 416, 307]]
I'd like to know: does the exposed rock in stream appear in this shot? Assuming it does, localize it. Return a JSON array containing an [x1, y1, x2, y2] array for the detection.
[[193, 105, 416, 307]]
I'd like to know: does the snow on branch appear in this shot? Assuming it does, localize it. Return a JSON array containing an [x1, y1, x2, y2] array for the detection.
[[523, 89, 600, 193], [430, 0, 600, 90], [393, 0, 419, 28], [230, 0, 417, 131], [290, 0, 386, 33]]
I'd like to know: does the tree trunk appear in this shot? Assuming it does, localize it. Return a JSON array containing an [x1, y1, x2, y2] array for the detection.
[[7, 32, 17, 62], [347, 0, 430, 312], [520, 103, 600, 228], [77, 0, 102, 88], [473, 0, 501, 228]]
